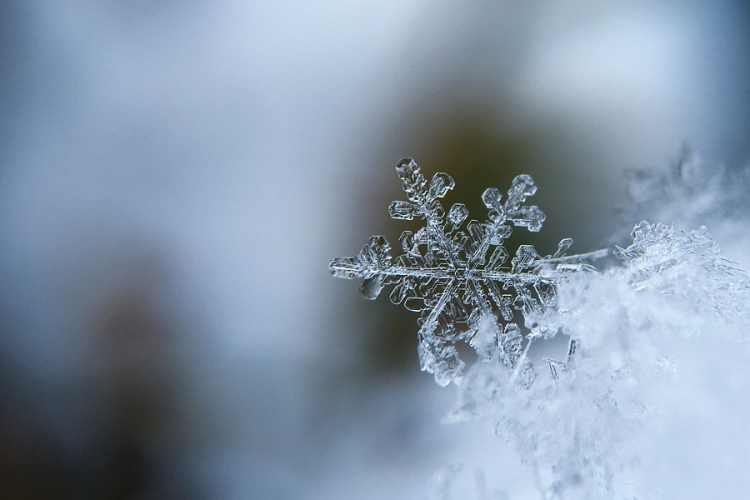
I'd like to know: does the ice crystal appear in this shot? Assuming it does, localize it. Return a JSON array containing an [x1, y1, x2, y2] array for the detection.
[[330, 158, 607, 385], [616, 221, 750, 324], [623, 148, 750, 269], [330, 156, 750, 498]]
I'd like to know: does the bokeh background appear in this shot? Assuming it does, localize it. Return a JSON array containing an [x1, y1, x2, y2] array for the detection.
[[1, 1, 749, 498]]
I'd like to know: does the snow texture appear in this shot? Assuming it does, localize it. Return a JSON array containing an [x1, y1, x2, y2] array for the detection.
[[330, 158, 607, 386], [447, 221, 750, 499], [622, 148, 750, 270]]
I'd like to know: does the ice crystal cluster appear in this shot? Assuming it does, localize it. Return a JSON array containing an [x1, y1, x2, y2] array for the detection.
[[448, 220, 750, 499], [331, 157, 750, 499], [623, 149, 750, 270], [330, 158, 606, 386]]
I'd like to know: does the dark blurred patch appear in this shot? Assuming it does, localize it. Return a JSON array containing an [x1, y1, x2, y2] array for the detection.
[[95, 283, 173, 499], [0, 253, 202, 499], [0, 365, 77, 499]]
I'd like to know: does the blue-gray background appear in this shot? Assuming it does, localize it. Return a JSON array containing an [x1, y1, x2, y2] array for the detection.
[[1, 1, 748, 498]]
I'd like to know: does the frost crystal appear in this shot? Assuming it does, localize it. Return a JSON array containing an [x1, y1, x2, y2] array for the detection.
[[623, 149, 750, 269], [616, 221, 750, 323], [330, 158, 607, 385]]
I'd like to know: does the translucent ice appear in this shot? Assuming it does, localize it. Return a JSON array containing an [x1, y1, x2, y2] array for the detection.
[[330, 158, 606, 385]]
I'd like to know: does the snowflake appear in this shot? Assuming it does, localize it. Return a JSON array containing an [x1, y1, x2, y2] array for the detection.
[[330, 158, 607, 385]]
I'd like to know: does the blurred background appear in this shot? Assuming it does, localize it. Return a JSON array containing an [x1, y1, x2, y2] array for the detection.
[[1, 1, 749, 498]]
